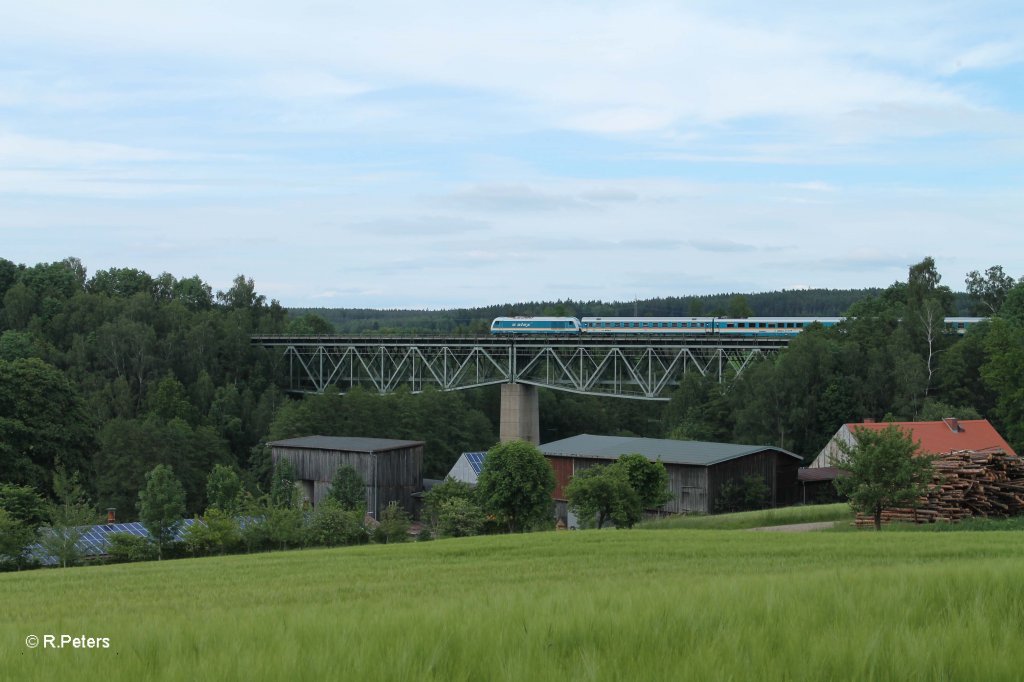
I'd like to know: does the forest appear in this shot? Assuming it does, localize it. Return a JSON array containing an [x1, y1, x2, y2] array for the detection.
[[1, 255, 1021, 522]]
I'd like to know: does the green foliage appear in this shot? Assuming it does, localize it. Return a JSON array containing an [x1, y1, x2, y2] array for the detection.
[[476, 440, 556, 532], [270, 458, 299, 509], [306, 498, 368, 547], [565, 465, 642, 529], [105, 532, 158, 563], [0, 357, 94, 495], [375, 501, 411, 543], [0, 330, 46, 361], [328, 464, 365, 511], [38, 466, 97, 568], [917, 399, 981, 422], [138, 464, 186, 559], [182, 509, 241, 557], [421, 477, 477, 532], [95, 416, 232, 518], [727, 294, 753, 318], [0, 483, 45, 568], [714, 475, 770, 514], [613, 454, 672, 509], [966, 266, 1016, 315], [237, 495, 270, 553], [833, 424, 936, 530], [285, 313, 335, 335], [0, 482, 48, 530], [0, 508, 37, 570], [264, 505, 305, 551], [205, 464, 243, 514], [436, 497, 487, 538]]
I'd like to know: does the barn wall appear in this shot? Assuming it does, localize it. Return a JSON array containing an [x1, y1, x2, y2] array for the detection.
[[548, 457, 574, 499], [774, 453, 801, 507], [706, 450, 800, 510], [665, 465, 709, 514], [271, 444, 423, 518], [546, 449, 800, 517]]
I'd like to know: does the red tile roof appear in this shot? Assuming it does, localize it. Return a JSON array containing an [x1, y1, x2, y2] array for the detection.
[[846, 420, 1016, 457]]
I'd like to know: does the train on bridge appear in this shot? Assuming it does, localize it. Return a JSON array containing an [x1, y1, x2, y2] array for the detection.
[[490, 316, 985, 337]]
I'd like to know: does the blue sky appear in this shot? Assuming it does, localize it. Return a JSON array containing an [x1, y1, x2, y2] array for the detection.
[[2, 1, 1022, 308]]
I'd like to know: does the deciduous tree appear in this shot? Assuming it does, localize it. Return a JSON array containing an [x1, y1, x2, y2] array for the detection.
[[833, 423, 935, 530], [566, 465, 641, 529], [476, 440, 555, 532], [328, 464, 365, 511], [138, 464, 186, 559], [38, 466, 97, 568]]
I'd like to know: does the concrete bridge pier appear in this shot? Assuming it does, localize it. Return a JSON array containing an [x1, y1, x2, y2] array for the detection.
[[499, 383, 540, 444]]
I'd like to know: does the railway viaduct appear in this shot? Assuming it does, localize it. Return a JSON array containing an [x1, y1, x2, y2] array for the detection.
[[251, 334, 791, 443]]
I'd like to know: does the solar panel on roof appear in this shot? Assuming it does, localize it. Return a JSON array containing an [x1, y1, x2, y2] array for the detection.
[[28, 517, 206, 565], [465, 452, 487, 475]]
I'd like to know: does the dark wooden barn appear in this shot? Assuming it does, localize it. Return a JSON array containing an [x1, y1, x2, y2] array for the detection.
[[269, 436, 424, 518], [538, 434, 802, 521]]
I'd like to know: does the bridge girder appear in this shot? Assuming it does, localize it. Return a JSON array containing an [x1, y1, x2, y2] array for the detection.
[[253, 336, 785, 399]]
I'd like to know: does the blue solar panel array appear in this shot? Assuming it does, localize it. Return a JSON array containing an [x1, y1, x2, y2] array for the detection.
[[29, 519, 199, 566], [464, 452, 487, 475]]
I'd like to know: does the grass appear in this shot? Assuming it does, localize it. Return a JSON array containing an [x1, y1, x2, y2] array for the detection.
[[640, 502, 854, 530], [878, 515, 1024, 532], [5, 525, 1024, 681]]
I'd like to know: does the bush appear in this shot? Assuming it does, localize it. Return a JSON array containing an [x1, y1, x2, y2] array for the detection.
[[306, 499, 368, 547], [375, 502, 410, 544], [421, 478, 476, 533], [436, 497, 486, 538], [182, 510, 242, 556], [106, 532, 158, 563]]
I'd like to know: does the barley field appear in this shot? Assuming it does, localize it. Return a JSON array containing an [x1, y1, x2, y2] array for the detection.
[[4, 527, 1024, 681]]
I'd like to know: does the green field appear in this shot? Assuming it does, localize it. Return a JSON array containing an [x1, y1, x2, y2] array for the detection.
[[4, 527, 1024, 681], [641, 502, 854, 530]]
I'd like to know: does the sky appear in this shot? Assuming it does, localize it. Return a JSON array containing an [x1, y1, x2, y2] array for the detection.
[[2, 1, 1023, 309]]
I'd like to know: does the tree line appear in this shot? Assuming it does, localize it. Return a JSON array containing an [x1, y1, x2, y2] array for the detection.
[[2, 255, 1023, 568]]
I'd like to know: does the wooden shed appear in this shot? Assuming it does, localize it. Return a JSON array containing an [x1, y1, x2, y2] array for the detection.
[[539, 434, 802, 519], [269, 436, 424, 518]]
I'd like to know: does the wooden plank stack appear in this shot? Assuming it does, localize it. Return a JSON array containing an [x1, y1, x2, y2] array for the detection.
[[854, 449, 1024, 527]]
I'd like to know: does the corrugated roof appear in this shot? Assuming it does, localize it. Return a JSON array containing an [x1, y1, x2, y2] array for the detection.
[[538, 434, 801, 466], [846, 420, 1016, 457], [269, 435, 424, 452]]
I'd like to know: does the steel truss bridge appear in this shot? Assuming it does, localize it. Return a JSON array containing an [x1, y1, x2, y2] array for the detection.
[[251, 335, 791, 400]]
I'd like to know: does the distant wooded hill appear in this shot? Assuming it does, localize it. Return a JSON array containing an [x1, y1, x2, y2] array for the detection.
[[290, 289, 974, 334]]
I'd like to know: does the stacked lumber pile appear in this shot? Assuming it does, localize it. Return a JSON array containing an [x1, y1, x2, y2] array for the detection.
[[854, 449, 1024, 527]]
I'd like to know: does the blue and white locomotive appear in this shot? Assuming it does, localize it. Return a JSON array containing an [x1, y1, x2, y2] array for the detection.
[[490, 317, 584, 334]]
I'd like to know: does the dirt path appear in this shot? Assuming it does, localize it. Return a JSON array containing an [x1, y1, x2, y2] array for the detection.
[[747, 521, 837, 532]]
